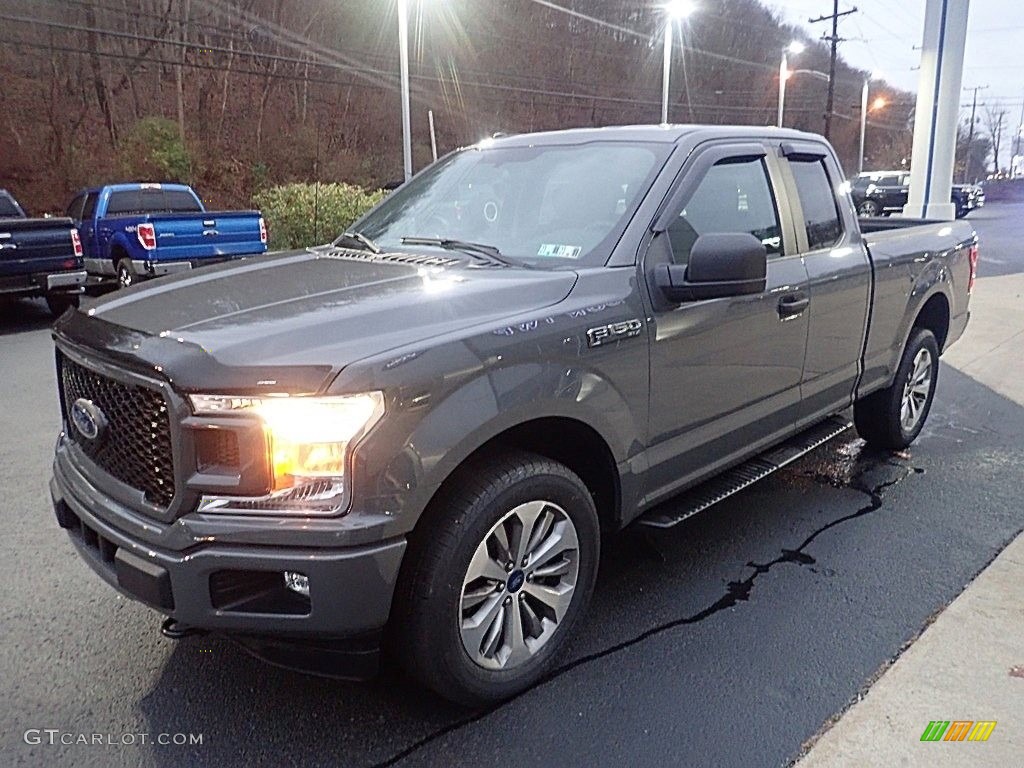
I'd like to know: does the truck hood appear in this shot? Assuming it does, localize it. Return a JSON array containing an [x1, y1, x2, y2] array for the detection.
[[87, 248, 578, 368]]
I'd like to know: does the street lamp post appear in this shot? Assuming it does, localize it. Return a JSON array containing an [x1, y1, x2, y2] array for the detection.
[[777, 41, 805, 128], [859, 78, 869, 174], [397, 0, 413, 182], [661, 1, 695, 124], [858, 73, 886, 174]]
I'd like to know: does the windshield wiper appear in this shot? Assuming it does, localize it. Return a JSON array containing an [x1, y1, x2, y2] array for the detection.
[[335, 231, 381, 253], [401, 237, 525, 268]]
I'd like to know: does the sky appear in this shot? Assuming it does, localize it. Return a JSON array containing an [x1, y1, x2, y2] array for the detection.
[[764, 0, 1024, 162]]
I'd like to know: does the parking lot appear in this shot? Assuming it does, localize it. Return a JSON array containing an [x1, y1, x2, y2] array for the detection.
[[1, 203, 1023, 768]]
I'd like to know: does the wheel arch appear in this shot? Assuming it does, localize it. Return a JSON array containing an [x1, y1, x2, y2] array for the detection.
[[912, 291, 950, 352]]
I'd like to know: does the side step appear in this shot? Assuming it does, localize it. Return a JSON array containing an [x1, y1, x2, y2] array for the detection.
[[635, 415, 852, 529]]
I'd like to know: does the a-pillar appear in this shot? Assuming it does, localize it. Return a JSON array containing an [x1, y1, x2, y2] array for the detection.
[[903, 0, 972, 220]]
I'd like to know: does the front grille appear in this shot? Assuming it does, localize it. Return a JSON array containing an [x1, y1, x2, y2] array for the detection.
[[59, 353, 176, 508]]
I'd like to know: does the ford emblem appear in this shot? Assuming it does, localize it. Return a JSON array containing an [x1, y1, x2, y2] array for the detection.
[[70, 398, 106, 442]]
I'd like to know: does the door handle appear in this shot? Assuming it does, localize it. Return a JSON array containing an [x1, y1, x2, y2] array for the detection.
[[778, 293, 809, 318]]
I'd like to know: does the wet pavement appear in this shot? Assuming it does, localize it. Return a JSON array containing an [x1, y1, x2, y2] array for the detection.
[[1, 203, 1022, 767]]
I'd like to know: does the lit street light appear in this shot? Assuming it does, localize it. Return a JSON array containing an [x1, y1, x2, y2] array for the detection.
[[858, 72, 886, 174], [397, 0, 413, 182], [661, 0, 696, 124], [777, 41, 805, 128]]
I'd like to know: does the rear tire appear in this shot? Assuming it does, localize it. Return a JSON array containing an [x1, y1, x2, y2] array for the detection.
[[392, 451, 600, 707], [45, 293, 79, 318], [116, 258, 136, 289], [854, 328, 939, 450]]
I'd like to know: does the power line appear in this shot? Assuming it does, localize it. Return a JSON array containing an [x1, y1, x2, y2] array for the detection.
[[3, 33, 839, 119]]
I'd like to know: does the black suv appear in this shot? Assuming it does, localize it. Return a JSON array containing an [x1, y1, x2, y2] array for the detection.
[[851, 171, 978, 218]]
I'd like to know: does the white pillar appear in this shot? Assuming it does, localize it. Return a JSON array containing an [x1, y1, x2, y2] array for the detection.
[[903, 0, 971, 220]]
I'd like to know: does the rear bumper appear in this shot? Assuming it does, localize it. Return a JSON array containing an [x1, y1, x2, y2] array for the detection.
[[84, 254, 261, 279], [50, 449, 407, 646], [0, 269, 86, 297]]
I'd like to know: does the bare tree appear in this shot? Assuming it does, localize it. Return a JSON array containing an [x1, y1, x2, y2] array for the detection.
[[984, 104, 1006, 175]]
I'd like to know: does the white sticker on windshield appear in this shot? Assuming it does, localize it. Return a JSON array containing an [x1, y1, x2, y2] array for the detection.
[[538, 243, 582, 259]]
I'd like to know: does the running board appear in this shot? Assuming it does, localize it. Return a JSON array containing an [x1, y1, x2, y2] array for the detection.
[[635, 416, 852, 529]]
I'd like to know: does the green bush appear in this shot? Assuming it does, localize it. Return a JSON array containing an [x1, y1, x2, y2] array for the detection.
[[253, 183, 386, 250], [119, 118, 192, 182]]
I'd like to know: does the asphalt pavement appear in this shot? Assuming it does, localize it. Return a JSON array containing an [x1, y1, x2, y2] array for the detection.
[[1, 203, 1022, 768]]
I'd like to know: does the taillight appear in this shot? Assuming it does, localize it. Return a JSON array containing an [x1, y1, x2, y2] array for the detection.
[[968, 243, 979, 294], [258, 217, 268, 245], [70, 229, 83, 257], [137, 223, 157, 251]]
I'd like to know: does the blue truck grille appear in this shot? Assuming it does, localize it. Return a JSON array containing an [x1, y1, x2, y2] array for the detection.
[[58, 353, 176, 508]]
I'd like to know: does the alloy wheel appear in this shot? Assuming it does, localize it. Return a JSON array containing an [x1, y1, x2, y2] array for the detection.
[[459, 500, 580, 671], [900, 347, 933, 431]]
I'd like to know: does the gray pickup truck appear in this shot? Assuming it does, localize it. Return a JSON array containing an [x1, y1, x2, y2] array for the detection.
[[50, 126, 976, 705]]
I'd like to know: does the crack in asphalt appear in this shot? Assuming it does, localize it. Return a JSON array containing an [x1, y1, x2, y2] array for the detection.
[[370, 457, 921, 768]]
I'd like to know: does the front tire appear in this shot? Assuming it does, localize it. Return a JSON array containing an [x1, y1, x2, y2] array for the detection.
[[858, 200, 881, 217], [854, 328, 939, 449], [392, 451, 600, 706]]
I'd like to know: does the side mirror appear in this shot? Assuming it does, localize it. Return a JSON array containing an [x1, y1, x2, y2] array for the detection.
[[654, 233, 767, 302]]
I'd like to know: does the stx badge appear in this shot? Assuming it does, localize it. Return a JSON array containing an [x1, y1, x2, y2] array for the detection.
[[586, 319, 643, 348]]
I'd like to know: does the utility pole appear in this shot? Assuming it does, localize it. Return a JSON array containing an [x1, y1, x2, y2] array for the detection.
[[1014, 93, 1024, 162], [810, 1, 857, 140], [963, 85, 987, 182]]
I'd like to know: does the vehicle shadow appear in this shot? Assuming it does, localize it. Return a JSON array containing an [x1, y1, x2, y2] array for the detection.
[[0, 297, 55, 336], [136, 436, 904, 768]]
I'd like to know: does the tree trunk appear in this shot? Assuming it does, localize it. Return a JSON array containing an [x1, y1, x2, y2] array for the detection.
[[84, 4, 117, 148]]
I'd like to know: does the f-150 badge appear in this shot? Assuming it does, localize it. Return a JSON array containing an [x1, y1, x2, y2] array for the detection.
[[586, 319, 643, 348]]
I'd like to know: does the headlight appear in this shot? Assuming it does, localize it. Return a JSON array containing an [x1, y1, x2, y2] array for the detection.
[[189, 392, 385, 515]]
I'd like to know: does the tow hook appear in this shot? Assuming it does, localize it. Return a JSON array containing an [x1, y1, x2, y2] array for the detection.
[[161, 618, 208, 640]]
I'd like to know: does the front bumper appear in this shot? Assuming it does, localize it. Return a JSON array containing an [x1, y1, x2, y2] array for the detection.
[[50, 446, 407, 646]]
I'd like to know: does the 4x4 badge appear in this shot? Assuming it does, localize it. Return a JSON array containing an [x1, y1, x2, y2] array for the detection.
[[586, 319, 643, 348]]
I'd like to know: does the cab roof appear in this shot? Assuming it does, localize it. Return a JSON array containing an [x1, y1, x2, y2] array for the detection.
[[477, 123, 824, 148]]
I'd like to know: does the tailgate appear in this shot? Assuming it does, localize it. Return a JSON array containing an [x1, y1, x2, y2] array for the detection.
[[151, 211, 265, 260], [0, 218, 79, 277]]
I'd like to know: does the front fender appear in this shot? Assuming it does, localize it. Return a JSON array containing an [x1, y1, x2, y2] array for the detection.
[[349, 359, 642, 538]]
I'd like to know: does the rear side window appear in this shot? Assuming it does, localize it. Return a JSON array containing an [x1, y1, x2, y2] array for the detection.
[[667, 157, 783, 266], [790, 159, 843, 251], [66, 194, 86, 220], [81, 194, 98, 219]]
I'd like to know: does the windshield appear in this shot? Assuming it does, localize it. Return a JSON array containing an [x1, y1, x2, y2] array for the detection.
[[348, 141, 669, 267]]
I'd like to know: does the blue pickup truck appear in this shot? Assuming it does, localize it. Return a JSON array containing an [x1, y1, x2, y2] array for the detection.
[[66, 183, 267, 288]]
